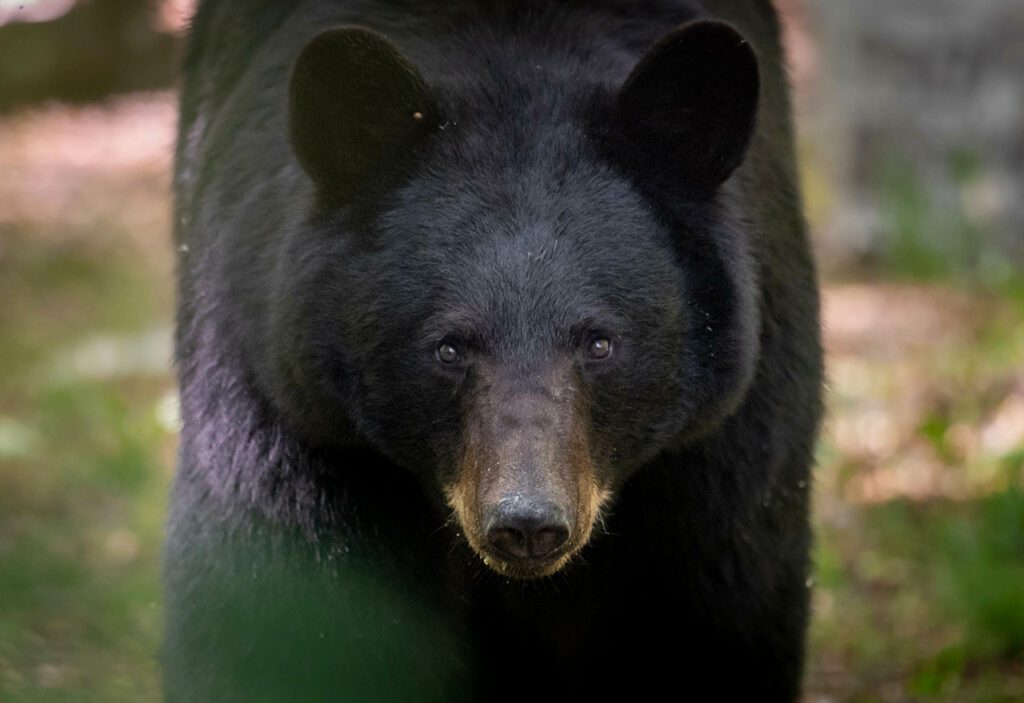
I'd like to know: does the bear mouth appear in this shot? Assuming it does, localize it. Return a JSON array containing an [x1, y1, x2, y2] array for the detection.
[[478, 548, 577, 580]]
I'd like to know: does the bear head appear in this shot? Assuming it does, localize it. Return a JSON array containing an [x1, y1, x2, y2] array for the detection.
[[270, 20, 761, 578]]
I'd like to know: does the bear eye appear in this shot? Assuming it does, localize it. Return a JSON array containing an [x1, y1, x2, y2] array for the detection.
[[588, 337, 613, 360], [436, 342, 461, 364]]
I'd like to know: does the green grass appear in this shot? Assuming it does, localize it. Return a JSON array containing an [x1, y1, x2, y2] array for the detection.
[[0, 224, 174, 702], [807, 276, 1024, 701], [811, 490, 1024, 702]]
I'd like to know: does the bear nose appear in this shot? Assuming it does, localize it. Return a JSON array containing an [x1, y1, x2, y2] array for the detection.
[[484, 498, 570, 561]]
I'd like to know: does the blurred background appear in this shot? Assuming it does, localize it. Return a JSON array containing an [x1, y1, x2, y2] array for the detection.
[[0, 1, 1021, 701]]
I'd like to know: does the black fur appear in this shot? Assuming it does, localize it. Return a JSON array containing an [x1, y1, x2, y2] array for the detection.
[[166, 1, 823, 701]]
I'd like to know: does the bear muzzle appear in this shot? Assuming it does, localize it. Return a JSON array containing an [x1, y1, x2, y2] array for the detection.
[[445, 374, 609, 578]]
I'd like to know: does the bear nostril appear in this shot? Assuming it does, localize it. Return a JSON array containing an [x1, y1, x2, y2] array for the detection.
[[483, 499, 571, 562], [487, 527, 530, 560], [529, 526, 569, 558]]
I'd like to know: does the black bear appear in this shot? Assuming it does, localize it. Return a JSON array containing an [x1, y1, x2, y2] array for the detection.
[[165, 1, 823, 701]]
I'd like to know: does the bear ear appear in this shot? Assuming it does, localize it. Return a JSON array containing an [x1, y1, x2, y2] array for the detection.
[[615, 20, 760, 193], [289, 27, 439, 205]]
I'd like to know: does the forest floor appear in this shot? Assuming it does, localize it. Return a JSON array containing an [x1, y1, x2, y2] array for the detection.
[[0, 94, 1021, 703]]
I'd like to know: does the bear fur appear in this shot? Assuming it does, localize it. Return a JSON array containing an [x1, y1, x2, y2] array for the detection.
[[164, 1, 823, 701]]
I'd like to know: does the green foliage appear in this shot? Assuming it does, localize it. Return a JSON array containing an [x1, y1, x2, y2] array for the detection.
[[875, 153, 1021, 287], [940, 488, 1024, 657], [879, 159, 981, 281], [0, 375, 170, 703], [0, 221, 172, 700]]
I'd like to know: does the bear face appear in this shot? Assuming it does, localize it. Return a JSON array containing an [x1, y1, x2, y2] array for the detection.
[[269, 21, 762, 578]]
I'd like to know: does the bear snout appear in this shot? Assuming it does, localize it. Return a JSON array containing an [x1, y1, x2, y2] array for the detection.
[[444, 374, 609, 578]]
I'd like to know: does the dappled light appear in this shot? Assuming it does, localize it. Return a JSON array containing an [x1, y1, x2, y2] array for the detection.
[[823, 284, 1024, 505]]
